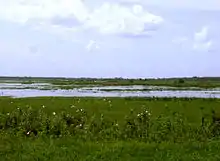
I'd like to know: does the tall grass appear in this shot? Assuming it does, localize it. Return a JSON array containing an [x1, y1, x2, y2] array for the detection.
[[1, 104, 220, 143], [2, 97, 220, 160]]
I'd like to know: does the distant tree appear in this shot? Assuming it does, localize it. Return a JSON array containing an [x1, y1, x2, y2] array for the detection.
[[178, 79, 185, 84], [129, 80, 134, 83]]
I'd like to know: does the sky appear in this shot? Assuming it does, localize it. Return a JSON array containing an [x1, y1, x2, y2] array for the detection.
[[0, 0, 220, 78]]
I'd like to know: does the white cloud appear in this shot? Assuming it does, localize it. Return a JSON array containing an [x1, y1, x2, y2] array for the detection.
[[0, 0, 164, 36], [0, 0, 86, 23], [85, 3, 163, 35], [130, 0, 220, 10], [194, 26, 209, 43], [173, 26, 213, 52], [193, 40, 213, 52], [193, 26, 213, 52], [86, 40, 100, 52]]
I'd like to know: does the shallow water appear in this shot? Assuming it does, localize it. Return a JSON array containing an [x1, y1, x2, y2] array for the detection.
[[0, 83, 51, 89], [0, 83, 220, 98], [0, 88, 220, 98]]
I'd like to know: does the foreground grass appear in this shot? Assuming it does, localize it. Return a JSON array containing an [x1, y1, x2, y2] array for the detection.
[[1, 135, 220, 161], [1, 97, 220, 160]]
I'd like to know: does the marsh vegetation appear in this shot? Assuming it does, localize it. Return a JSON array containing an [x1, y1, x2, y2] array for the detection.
[[1, 97, 220, 160]]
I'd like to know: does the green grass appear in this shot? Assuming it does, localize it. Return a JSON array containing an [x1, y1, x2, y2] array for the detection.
[[2, 76, 220, 88], [1, 136, 220, 161], [1, 97, 220, 123], [45, 78, 220, 88], [1, 97, 220, 160], [21, 81, 35, 84]]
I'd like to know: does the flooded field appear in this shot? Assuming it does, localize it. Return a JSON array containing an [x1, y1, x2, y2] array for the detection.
[[0, 82, 220, 98], [0, 83, 51, 89]]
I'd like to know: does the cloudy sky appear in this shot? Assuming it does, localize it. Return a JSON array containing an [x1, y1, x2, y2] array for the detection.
[[0, 0, 219, 78]]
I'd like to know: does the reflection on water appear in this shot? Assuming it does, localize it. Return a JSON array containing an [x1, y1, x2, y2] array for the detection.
[[0, 83, 220, 98], [0, 89, 220, 98], [0, 83, 51, 89]]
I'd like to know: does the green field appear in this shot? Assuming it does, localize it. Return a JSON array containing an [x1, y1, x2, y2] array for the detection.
[[1, 97, 220, 160], [2, 76, 220, 88]]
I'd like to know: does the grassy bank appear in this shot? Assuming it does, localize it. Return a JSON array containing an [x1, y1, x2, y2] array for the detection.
[[1, 97, 220, 160], [2, 76, 220, 88], [47, 77, 220, 88]]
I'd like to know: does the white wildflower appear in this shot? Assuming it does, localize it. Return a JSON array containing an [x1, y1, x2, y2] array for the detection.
[[76, 124, 82, 128], [53, 112, 56, 115], [137, 114, 140, 117], [7, 113, 10, 116]]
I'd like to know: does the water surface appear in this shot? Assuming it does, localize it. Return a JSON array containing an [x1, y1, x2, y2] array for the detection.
[[0, 88, 220, 98], [1, 83, 220, 98]]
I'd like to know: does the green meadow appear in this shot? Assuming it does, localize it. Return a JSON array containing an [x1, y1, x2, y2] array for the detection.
[[1, 96, 220, 160], [2, 76, 220, 88], [47, 77, 220, 88]]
